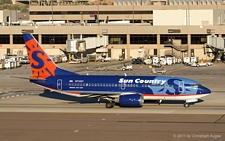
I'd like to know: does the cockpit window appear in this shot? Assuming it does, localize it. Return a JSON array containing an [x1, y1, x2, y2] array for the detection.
[[190, 84, 201, 87]]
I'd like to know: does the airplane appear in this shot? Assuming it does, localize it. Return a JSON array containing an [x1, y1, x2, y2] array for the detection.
[[22, 33, 211, 108]]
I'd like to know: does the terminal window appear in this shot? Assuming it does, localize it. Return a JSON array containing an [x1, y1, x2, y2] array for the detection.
[[0, 35, 10, 44], [130, 34, 157, 44], [160, 34, 187, 44], [13, 34, 38, 44], [42, 34, 67, 44], [109, 35, 127, 44], [191, 34, 207, 44]]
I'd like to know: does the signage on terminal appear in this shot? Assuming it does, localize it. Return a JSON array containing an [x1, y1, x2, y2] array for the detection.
[[168, 29, 181, 33], [22, 30, 34, 33]]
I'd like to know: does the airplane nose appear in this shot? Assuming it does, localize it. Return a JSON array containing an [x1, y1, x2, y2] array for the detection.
[[201, 86, 211, 94]]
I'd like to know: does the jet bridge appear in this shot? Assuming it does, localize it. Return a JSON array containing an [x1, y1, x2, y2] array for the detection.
[[204, 34, 225, 62], [61, 34, 108, 61]]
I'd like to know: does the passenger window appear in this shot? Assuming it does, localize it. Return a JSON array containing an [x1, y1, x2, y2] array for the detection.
[[86, 83, 88, 86], [136, 84, 138, 87], [112, 83, 114, 87], [106, 83, 108, 87], [100, 83, 102, 86], [118, 84, 121, 87], [103, 83, 105, 87], [97, 83, 99, 86], [109, 83, 111, 87], [115, 84, 117, 87]]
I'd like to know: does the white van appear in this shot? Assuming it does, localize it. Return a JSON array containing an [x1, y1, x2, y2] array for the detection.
[[166, 57, 173, 65]]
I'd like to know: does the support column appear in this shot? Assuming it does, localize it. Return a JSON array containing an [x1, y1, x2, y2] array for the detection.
[[219, 34, 222, 37], [38, 34, 42, 44], [67, 34, 71, 40], [127, 34, 130, 60], [10, 34, 13, 45], [157, 34, 160, 56], [187, 34, 191, 57]]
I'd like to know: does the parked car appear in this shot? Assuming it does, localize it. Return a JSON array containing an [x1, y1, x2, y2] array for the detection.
[[103, 57, 111, 62], [197, 62, 212, 67], [144, 59, 152, 65], [70, 57, 88, 64], [132, 58, 143, 64], [121, 65, 132, 71], [191, 62, 212, 67], [19, 56, 29, 64]]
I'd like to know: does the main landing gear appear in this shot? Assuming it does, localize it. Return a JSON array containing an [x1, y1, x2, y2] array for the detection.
[[183, 103, 190, 108], [105, 101, 115, 108]]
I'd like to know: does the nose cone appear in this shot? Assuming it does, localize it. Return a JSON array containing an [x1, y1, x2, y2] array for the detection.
[[200, 86, 211, 94]]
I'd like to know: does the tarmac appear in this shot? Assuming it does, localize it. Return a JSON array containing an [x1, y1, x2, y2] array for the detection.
[[0, 61, 225, 141]]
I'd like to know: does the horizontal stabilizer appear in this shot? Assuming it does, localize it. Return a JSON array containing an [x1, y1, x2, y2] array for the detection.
[[7, 76, 46, 81]]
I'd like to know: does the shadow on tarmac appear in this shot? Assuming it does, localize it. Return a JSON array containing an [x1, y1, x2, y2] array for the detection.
[[145, 99, 204, 106], [39, 89, 107, 104]]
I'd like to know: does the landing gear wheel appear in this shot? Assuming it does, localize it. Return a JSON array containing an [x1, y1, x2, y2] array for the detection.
[[105, 101, 115, 108], [183, 103, 190, 108]]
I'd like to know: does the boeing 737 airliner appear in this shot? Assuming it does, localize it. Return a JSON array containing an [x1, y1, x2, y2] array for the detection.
[[22, 33, 211, 108]]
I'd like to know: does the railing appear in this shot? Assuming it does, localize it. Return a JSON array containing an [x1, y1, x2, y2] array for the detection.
[[164, 41, 188, 52], [164, 50, 182, 59]]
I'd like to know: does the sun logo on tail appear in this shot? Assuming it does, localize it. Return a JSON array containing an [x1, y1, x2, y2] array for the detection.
[[25, 39, 56, 79]]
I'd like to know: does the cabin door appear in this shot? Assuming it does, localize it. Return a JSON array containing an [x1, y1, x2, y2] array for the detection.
[[120, 81, 126, 90], [178, 81, 184, 93], [57, 79, 62, 90]]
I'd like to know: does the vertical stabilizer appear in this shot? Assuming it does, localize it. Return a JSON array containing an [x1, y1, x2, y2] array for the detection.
[[23, 33, 76, 79]]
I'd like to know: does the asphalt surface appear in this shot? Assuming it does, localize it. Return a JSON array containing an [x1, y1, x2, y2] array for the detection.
[[0, 61, 225, 141]]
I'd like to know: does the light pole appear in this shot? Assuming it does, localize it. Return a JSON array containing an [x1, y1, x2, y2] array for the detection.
[[132, 0, 134, 24], [138, 46, 144, 57], [51, 0, 53, 24], [80, 12, 82, 23], [188, 1, 189, 25], [98, 0, 99, 25]]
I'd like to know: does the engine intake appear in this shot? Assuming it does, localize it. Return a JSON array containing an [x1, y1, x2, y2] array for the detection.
[[119, 94, 144, 107]]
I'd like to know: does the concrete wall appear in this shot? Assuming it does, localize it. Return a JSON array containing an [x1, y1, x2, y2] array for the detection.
[[213, 9, 224, 25], [153, 9, 224, 26], [0, 11, 3, 23], [1, 10, 17, 23], [0, 49, 7, 59], [0, 25, 221, 59], [153, 10, 187, 26], [190, 10, 213, 25]]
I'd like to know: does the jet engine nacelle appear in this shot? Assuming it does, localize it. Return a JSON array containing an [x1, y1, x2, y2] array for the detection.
[[119, 94, 144, 107]]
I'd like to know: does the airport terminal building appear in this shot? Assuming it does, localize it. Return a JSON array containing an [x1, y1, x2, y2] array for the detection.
[[1, 0, 225, 59]]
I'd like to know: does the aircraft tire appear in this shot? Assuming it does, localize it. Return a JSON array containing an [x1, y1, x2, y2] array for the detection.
[[183, 103, 190, 108], [105, 102, 115, 108]]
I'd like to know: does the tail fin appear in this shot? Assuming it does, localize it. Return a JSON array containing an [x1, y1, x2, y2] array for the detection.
[[23, 33, 76, 79]]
